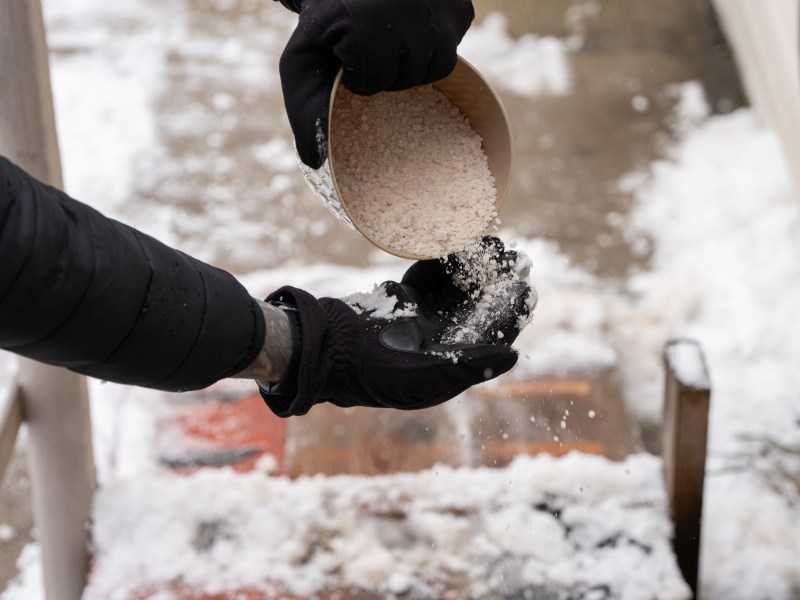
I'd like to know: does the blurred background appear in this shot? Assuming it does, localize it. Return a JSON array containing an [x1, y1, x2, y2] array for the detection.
[[1, 0, 799, 599]]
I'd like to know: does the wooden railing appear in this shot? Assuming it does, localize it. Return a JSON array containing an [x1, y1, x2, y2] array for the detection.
[[0, 378, 23, 487], [0, 2, 96, 599]]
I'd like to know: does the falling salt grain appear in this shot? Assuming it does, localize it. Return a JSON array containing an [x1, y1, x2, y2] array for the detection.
[[0, 524, 16, 542]]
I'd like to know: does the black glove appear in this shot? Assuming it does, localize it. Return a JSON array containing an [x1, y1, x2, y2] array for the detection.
[[400, 236, 536, 346], [277, 0, 475, 168], [259, 238, 535, 417]]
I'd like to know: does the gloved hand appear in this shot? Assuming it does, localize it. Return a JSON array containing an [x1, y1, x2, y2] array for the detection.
[[259, 238, 535, 417], [276, 0, 475, 168], [400, 236, 536, 346]]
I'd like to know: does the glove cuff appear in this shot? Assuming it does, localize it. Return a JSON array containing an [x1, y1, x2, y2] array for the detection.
[[259, 286, 327, 417], [256, 307, 301, 417]]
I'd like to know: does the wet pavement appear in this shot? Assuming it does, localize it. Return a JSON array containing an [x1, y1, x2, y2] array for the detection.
[[43, 0, 743, 278]]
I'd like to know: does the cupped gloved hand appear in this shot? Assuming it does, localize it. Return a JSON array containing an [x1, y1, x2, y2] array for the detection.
[[400, 236, 537, 345], [276, 0, 475, 168], [259, 237, 536, 417]]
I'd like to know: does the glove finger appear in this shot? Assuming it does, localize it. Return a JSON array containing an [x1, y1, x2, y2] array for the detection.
[[440, 0, 476, 41], [402, 237, 505, 291], [421, 47, 458, 85], [400, 343, 518, 410], [422, 0, 473, 83], [339, 0, 432, 94], [447, 342, 518, 382], [387, 42, 437, 91], [279, 26, 341, 169], [400, 258, 450, 293], [452, 235, 505, 266], [342, 60, 397, 97], [474, 278, 535, 345]]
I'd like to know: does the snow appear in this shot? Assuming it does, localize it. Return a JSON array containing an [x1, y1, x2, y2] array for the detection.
[[1, 2, 799, 599], [79, 453, 687, 600], [460, 12, 573, 98], [620, 99, 800, 600], [0, 545, 43, 600], [341, 285, 417, 320], [665, 341, 710, 390], [0, 525, 15, 543], [44, 0, 163, 214]]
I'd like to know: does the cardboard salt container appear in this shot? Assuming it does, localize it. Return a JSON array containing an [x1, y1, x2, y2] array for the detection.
[[299, 56, 514, 260]]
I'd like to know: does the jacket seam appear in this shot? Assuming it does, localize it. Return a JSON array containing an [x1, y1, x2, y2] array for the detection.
[[151, 258, 210, 389], [89, 228, 156, 375], [0, 163, 39, 306], [9, 202, 101, 351]]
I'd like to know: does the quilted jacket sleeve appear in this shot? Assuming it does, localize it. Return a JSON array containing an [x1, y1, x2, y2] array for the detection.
[[0, 156, 265, 392]]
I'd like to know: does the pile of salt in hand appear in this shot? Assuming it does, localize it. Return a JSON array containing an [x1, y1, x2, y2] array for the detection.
[[440, 238, 537, 345], [331, 85, 498, 258]]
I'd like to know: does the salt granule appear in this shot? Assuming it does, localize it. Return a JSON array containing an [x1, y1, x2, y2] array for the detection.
[[331, 85, 497, 257]]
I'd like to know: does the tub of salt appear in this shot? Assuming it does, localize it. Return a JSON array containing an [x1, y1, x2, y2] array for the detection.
[[299, 56, 513, 260]]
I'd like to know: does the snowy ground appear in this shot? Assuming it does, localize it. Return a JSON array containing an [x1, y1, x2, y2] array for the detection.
[[2, 0, 799, 598]]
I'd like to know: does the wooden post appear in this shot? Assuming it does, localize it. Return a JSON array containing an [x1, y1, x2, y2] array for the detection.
[[662, 339, 711, 599], [0, 384, 24, 484], [0, 2, 96, 599]]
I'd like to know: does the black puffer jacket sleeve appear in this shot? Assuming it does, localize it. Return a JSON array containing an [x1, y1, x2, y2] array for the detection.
[[0, 156, 265, 392]]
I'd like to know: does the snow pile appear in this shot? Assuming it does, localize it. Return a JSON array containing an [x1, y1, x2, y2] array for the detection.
[[460, 13, 573, 97], [0, 546, 42, 600], [77, 453, 687, 600], [44, 0, 164, 213], [485, 87, 800, 599], [505, 238, 618, 376], [619, 100, 800, 599], [665, 341, 710, 390], [505, 85, 800, 599]]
